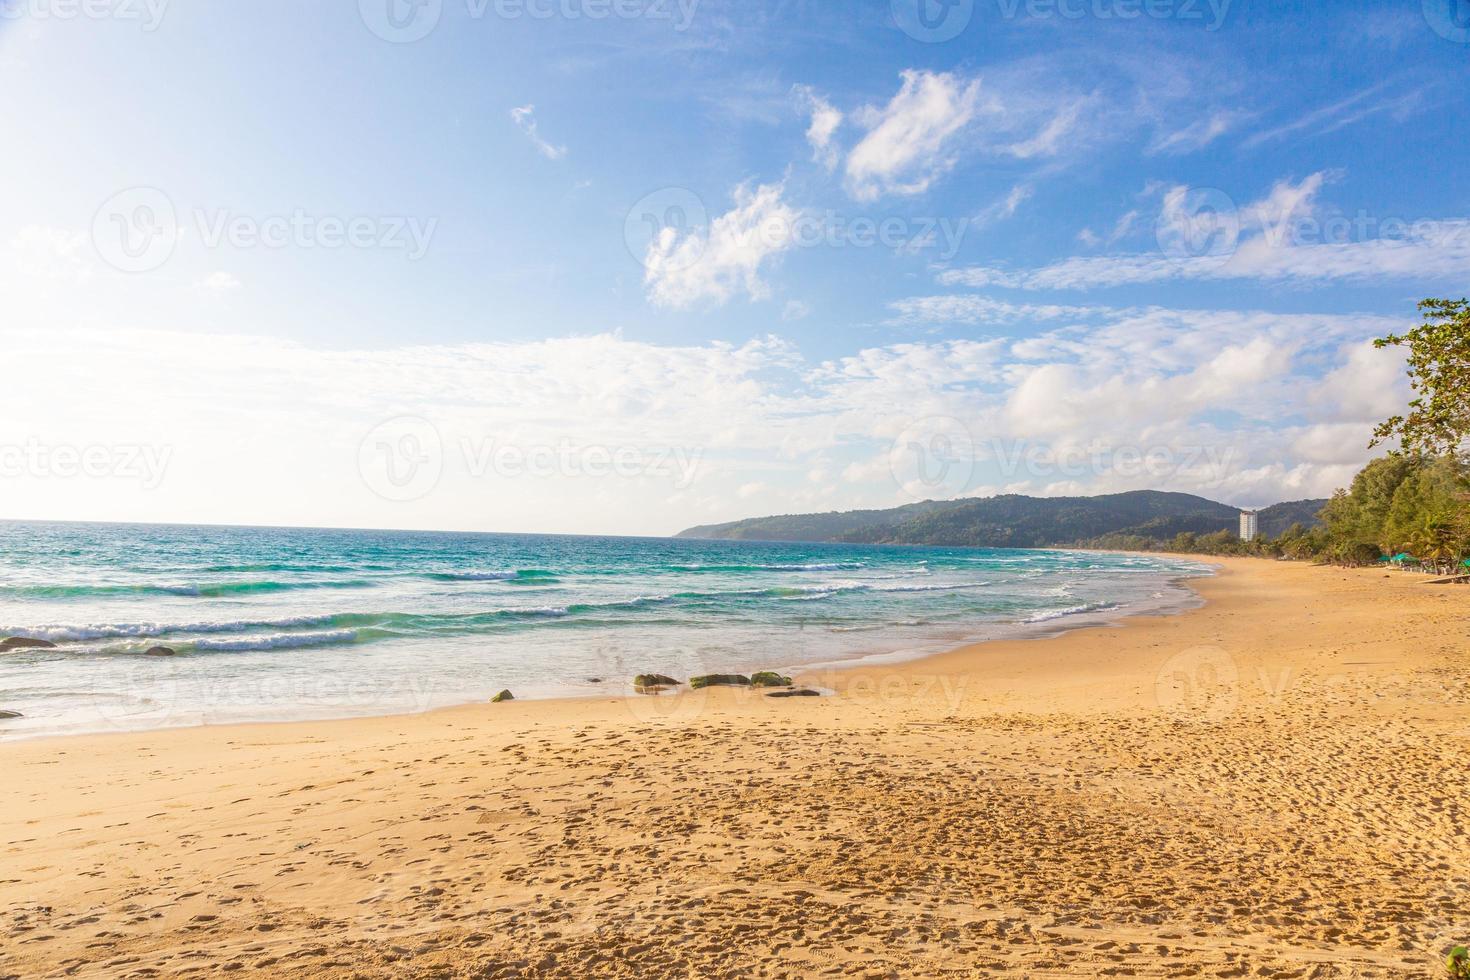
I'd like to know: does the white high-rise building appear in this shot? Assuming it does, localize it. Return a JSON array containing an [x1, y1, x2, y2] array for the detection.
[[1239, 510, 1259, 542]]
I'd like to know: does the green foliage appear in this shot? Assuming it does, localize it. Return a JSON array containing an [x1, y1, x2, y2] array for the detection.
[[1448, 944, 1470, 979], [1122, 454, 1469, 567], [680, 491, 1326, 548], [1372, 297, 1470, 458]]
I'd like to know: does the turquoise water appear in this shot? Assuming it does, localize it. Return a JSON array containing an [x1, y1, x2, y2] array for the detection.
[[0, 522, 1211, 738]]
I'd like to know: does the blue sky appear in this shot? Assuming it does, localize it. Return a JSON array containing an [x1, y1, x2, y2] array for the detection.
[[1, 0, 1467, 533]]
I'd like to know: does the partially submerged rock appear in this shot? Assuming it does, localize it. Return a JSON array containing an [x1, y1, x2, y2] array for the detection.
[[766, 688, 820, 698], [634, 673, 680, 693], [0, 710, 22, 719], [689, 674, 750, 689], [1, 636, 56, 651], [144, 646, 177, 657], [490, 689, 515, 703], [750, 671, 793, 688]]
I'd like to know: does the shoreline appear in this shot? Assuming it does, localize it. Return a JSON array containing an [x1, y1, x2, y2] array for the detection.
[[0, 555, 1216, 745], [4, 556, 1465, 978]]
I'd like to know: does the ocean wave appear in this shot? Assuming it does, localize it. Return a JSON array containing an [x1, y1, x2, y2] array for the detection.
[[425, 568, 559, 582], [1024, 601, 1120, 624], [0, 579, 378, 599], [870, 582, 990, 594], [1, 614, 363, 642], [666, 562, 865, 573], [190, 629, 363, 652]]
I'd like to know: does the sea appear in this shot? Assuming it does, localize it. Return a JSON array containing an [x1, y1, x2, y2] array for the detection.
[[0, 521, 1212, 739]]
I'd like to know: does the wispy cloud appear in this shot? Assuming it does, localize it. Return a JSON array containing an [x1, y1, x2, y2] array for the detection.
[[643, 181, 799, 310], [1148, 109, 1251, 155], [510, 104, 567, 160], [1003, 100, 1084, 160], [974, 184, 1034, 229], [845, 70, 980, 202], [794, 85, 843, 172], [1241, 83, 1422, 150], [939, 173, 1470, 290]]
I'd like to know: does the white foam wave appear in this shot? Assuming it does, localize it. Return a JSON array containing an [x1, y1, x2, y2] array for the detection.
[[190, 629, 360, 652]]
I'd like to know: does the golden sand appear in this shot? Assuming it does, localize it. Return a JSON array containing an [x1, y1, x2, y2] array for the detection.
[[1, 557, 1467, 978]]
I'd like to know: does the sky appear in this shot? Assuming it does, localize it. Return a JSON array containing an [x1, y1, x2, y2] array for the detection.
[[1, 0, 1467, 535]]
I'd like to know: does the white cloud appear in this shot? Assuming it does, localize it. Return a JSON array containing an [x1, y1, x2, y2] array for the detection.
[[1241, 83, 1422, 150], [845, 70, 980, 202], [1147, 109, 1250, 155], [0, 302, 1410, 531], [782, 299, 812, 321], [1004, 101, 1083, 160], [974, 183, 1033, 228], [887, 294, 1103, 327], [794, 85, 843, 171], [510, 104, 567, 160], [939, 173, 1470, 290], [9, 225, 90, 282], [195, 270, 241, 292], [643, 181, 800, 310]]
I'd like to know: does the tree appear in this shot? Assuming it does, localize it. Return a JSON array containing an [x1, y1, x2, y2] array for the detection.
[[1381, 457, 1469, 564], [1319, 455, 1418, 553], [1371, 298, 1470, 458]]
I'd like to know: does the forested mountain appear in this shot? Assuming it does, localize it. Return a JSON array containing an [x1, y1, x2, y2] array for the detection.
[[677, 491, 1326, 549]]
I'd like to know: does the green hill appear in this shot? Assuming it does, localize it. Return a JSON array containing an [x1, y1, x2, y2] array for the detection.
[[677, 491, 1326, 549]]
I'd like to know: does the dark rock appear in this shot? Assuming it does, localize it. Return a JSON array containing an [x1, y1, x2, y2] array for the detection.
[[689, 674, 750, 689], [633, 673, 680, 693], [0, 710, 22, 719], [490, 690, 515, 703], [1, 636, 56, 651], [586, 677, 603, 684], [144, 646, 177, 657], [766, 689, 820, 698], [750, 671, 793, 688]]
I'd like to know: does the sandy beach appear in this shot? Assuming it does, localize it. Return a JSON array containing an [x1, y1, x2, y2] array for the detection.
[[2, 556, 1467, 978]]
